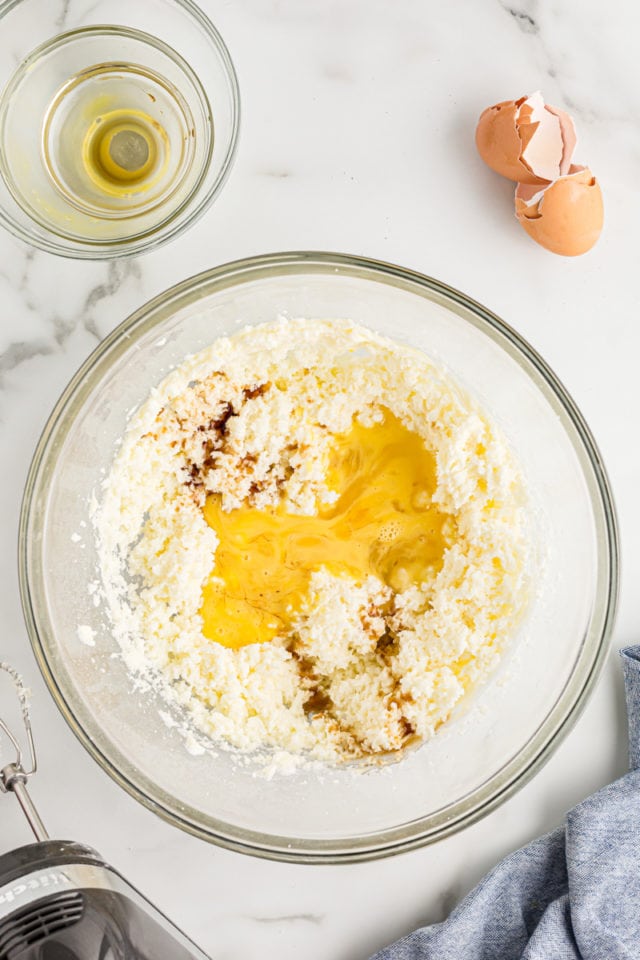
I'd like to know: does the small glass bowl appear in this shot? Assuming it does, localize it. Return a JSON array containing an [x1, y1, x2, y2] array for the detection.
[[0, 0, 239, 258], [20, 253, 618, 862]]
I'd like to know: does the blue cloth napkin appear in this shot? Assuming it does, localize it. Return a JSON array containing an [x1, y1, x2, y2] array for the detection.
[[372, 645, 640, 960]]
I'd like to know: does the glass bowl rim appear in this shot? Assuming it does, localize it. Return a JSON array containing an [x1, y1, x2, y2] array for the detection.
[[0, 0, 240, 259], [19, 250, 619, 863]]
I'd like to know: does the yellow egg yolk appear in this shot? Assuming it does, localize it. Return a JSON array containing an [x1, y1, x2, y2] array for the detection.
[[81, 107, 168, 197], [200, 411, 451, 649]]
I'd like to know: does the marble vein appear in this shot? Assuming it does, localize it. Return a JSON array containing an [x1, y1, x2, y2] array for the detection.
[[55, 0, 71, 30], [505, 6, 538, 36], [0, 256, 141, 393], [497, 0, 640, 127], [81, 260, 142, 339], [0, 340, 54, 386]]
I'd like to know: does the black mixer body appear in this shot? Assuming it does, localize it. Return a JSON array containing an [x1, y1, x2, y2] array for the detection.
[[0, 842, 210, 960]]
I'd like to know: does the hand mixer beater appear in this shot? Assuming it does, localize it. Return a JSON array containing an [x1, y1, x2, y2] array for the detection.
[[0, 662, 210, 959]]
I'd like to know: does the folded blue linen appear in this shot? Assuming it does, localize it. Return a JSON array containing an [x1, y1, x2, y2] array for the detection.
[[372, 645, 640, 960]]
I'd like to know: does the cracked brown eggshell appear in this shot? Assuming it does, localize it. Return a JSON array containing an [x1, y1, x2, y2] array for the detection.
[[515, 166, 603, 256], [475, 92, 577, 185]]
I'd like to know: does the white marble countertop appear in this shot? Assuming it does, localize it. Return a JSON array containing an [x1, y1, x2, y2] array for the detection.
[[1, 1, 639, 957]]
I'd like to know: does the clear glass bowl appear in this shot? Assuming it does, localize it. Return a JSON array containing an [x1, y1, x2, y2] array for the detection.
[[19, 253, 618, 862], [0, 0, 239, 258]]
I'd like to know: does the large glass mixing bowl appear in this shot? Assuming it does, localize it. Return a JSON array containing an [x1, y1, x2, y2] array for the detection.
[[19, 253, 618, 862]]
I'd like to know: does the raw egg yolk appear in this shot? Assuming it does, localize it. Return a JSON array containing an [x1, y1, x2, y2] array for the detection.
[[200, 411, 451, 649], [81, 107, 166, 196]]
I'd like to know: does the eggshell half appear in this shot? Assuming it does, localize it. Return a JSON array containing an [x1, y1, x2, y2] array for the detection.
[[515, 166, 603, 256], [475, 99, 537, 183], [475, 93, 577, 185]]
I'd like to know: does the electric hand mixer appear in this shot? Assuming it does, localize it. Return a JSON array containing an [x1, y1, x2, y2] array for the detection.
[[0, 663, 210, 959]]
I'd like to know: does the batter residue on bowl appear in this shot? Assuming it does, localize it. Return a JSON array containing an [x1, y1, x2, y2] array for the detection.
[[97, 318, 528, 765]]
